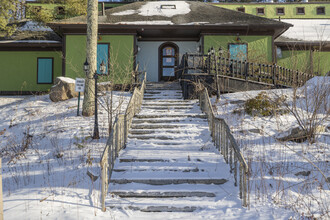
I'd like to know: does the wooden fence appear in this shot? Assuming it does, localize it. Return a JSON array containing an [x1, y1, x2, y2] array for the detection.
[[199, 87, 249, 207], [100, 72, 146, 211], [181, 53, 313, 88]]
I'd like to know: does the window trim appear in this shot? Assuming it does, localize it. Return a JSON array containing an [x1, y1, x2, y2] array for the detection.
[[296, 7, 305, 15], [256, 7, 265, 15], [237, 7, 245, 13], [37, 57, 54, 84], [316, 7, 325, 15], [276, 7, 285, 16], [97, 43, 110, 75]]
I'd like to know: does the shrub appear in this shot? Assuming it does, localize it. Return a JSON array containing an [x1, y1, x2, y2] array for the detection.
[[244, 92, 273, 117]]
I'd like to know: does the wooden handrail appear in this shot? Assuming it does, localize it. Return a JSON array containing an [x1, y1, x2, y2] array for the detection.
[[100, 72, 146, 211], [199, 87, 249, 207], [180, 53, 313, 88]]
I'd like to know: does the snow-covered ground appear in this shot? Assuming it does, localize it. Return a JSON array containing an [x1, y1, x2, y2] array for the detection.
[[0, 77, 329, 219], [214, 77, 329, 219], [1, 91, 131, 219]]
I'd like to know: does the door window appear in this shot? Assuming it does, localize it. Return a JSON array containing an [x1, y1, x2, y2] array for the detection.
[[97, 43, 109, 74]]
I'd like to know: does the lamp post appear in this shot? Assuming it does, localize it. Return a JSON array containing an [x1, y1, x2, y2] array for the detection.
[[84, 59, 107, 139]]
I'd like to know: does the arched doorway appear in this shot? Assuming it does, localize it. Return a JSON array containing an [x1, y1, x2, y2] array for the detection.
[[159, 42, 179, 81]]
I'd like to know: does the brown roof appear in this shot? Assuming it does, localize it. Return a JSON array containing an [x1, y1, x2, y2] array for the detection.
[[49, 1, 291, 38]]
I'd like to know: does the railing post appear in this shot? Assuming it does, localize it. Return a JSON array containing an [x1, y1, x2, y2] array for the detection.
[[245, 62, 249, 81], [272, 63, 276, 86]]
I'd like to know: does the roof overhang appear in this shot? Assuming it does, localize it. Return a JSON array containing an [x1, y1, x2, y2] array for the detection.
[[0, 41, 62, 51], [275, 40, 330, 51], [48, 22, 288, 40]]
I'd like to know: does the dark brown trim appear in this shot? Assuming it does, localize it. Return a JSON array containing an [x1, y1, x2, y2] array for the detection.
[[138, 37, 199, 42], [97, 43, 110, 75], [227, 43, 248, 60], [37, 57, 54, 84], [158, 42, 179, 82], [276, 7, 285, 16], [0, 43, 61, 51], [272, 35, 275, 63], [201, 35, 204, 55], [133, 34, 137, 72], [62, 34, 66, 76], [275, 41, 330, 51], [296, 7, 305, 15]]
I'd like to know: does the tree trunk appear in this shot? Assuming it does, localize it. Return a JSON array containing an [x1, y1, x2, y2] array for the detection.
[[82, 0, 98, 116]]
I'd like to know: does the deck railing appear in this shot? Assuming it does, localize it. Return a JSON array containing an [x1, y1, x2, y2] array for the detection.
[[199, 87, 249, 207], [100, 72, 146, 211], [181, 53, 314, 87]]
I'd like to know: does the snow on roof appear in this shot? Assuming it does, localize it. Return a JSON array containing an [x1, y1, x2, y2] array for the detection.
[[56, 77, 76, 84], [280, 19, 330, 42], [112, 1, 190, 17], [115, 20, 173, 25], [18, 21, 53, 32]]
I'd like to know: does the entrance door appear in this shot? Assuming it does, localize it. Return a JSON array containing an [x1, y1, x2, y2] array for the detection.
[[159, 43, 179, 81]]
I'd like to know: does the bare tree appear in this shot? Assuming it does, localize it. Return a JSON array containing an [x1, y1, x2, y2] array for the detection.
[[82, 0, 98, 116]]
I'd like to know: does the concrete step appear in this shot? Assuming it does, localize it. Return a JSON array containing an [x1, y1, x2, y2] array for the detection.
[[132, 118, 205, 124], [113, 167, 202, 172], [129, 129, 187, 135], [128, 135, 176, 140], [119, 158, 172, 163], [132, 119, 182, 124], [144, 97, 182, 100], [135, 114, 207, 119], [142, 103, 193, 106], [143, 100, 195, 103], [112, 191, 215, 198], [145, 91, 182, 94], [109, 205, 198, 212], [131, 124, 185, 129], [142, 106, 193, 110], [111, 178, 228, 185]]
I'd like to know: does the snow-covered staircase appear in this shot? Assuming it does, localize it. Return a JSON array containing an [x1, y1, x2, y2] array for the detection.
[[107, 82, 237, 213]]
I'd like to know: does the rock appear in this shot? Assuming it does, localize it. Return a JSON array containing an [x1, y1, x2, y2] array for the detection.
[[295, 171, 311, 177], [277, 127, 308, 143], [49, 77, 78, 102], [326, 177, 330, 183]]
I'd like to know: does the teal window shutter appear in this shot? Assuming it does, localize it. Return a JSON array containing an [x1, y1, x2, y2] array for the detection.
[[37, 58, 53, 84], [97, 44, 109, 74]]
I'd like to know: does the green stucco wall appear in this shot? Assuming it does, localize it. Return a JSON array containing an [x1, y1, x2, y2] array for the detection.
[[0, 51, 62, 92], [65, 35, 134, 84], [313, 51, 330, 75], [277, 50, 311, 72], [277, 50, 330, 75], [204, 35, 273, 63], [214, 3, 330, 19]]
